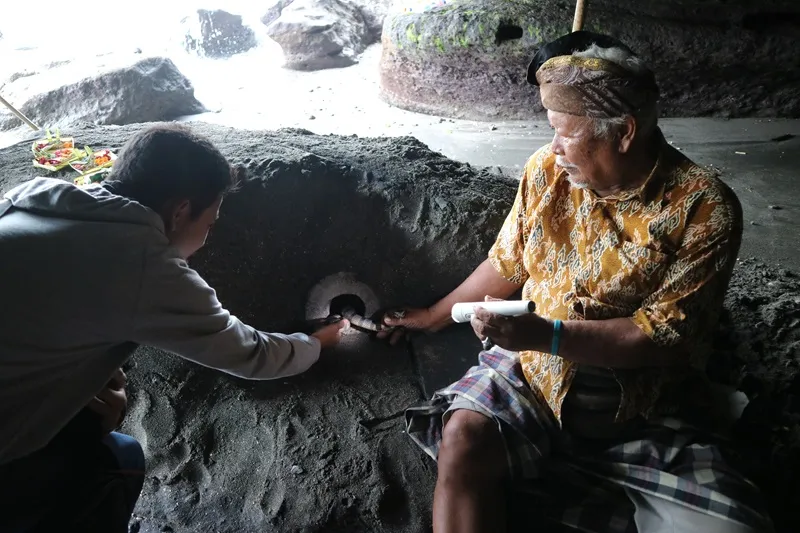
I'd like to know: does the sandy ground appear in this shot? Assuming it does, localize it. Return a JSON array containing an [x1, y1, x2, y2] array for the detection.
[[1, 121, 799, 532]]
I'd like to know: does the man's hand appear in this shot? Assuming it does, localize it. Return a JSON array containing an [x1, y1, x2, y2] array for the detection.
[[376, 308, 437, 345], [470, 296, 551, 352], [312, 318, 351, 349], [87, 368, 128, 434]]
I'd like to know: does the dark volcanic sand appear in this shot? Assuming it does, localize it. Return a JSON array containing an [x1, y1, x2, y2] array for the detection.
[[0, 123, 798, 532]]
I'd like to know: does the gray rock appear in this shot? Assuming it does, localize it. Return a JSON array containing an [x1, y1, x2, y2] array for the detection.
[[264, 0, 392, 43], [0, 56, 205, 131], [261, 0, 296, 26], [379, 0, 800, 120], [348, 0, 394, 42], [266, 0, 370, 70], [183, 9, 257, 58]]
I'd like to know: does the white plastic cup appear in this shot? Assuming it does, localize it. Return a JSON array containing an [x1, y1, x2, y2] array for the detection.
[[451, 300, 536, 323]]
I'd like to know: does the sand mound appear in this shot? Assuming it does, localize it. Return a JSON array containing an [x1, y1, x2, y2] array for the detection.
[[0, 123, 797, 532]]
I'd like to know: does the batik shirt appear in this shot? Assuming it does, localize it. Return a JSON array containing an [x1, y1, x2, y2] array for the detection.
[[488, 135, 743, 422]]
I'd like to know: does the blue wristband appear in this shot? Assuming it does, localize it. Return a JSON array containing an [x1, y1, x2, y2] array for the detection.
[[550, 319, 562, 356]]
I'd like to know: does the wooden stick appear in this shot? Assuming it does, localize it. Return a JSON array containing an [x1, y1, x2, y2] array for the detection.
[[0, 94, 40, 131], [572, 0, 587, 32]]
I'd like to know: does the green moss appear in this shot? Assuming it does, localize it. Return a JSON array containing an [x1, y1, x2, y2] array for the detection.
[[527, 24, 542, 41], [396, 0, 568, 53], [405, 22, 420, 45], [587, 22, 606, 35]]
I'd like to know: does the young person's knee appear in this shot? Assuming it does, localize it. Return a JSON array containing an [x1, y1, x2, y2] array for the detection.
[[104, 432, 145, 473], [439, 409, 507, 482]]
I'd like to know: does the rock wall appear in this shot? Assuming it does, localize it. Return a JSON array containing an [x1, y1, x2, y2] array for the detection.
[[379, 0, 800, 120]]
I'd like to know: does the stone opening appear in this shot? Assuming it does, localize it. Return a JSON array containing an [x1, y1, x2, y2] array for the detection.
[[495, 23, 523, 44], [329, 294, 367, 318]]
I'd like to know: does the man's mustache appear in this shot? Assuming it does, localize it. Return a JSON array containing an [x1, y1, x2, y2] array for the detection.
[[556, 157, 578, 170]]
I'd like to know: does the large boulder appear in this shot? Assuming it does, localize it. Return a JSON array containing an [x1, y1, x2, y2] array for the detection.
[[261, 0, 296, 26], [0, 56, 205, 131], [263, 0, 393, 43], [266, 0, 371, 70], [379, 0, 800, 120], [350, 0, 396, 41], [183, 9, 257, 58]]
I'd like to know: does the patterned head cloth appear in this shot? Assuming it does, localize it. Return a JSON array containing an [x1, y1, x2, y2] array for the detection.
[[526, 31, 659, 118]]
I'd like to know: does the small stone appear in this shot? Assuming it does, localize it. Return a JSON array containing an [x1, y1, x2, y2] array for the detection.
[[750, 221, 758, 225], [309, 115, 316, 120], [490, 125, 498, 131], [768, 205, 783, 210], [290, 465, 304, 475], [133, 47, 142, 54]]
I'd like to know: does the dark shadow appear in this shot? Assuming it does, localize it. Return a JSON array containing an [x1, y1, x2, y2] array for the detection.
[[742, 12, 800, 32]]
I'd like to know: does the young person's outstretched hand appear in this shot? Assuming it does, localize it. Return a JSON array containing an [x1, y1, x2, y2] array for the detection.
[[88, 368, 128, 434], [312, 318, 351, 349]]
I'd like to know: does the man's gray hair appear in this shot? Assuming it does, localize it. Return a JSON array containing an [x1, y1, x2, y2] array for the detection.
[[573, 44, 658, 139]]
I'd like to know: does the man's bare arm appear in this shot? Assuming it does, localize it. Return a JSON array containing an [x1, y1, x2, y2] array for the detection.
[[553, 318, 684, 369], [471, 310, 686, 369]]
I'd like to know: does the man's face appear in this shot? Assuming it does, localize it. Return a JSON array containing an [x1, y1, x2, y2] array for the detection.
[[548, 110, 622, 192], [166, 195, 223, 259]]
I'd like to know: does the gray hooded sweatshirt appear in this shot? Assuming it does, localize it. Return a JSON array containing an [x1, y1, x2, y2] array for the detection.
[[0, 178, 320, 465]]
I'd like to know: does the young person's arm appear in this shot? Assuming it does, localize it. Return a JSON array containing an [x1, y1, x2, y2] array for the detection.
[[130, 248, 326, 380]]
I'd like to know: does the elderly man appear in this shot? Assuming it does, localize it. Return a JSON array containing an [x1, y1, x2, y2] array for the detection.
[[382, 32, 772, 533]]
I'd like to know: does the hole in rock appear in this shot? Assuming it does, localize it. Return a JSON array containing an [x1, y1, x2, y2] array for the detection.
[[329, 294, 367, 318], [496, 24, 523, 45]]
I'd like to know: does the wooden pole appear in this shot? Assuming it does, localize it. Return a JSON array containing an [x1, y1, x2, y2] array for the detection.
[[572, 0, 587, 32], [0, 94, 40, 131]]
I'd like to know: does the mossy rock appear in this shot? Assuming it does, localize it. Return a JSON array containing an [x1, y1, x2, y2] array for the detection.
[[379, 0, 800, 120]]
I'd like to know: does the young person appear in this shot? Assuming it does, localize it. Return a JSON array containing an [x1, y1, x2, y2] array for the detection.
[[0, 123, 348, 532]]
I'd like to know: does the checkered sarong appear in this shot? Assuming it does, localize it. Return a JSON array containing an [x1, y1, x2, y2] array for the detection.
[[405, 347, 772, 532]]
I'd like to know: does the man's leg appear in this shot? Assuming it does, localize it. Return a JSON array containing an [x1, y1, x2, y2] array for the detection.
[[626, 490, 767, 533], [434, 409, 510, 533]]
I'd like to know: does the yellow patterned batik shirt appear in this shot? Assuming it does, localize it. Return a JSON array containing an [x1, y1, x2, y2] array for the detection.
[[488, 136, 743, 423]]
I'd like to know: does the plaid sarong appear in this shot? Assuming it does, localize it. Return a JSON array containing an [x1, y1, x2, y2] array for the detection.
[[405, 347, 773, 533]]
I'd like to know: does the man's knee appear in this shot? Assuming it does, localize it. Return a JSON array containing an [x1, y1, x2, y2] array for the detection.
[[439, 409, 506, 478]]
